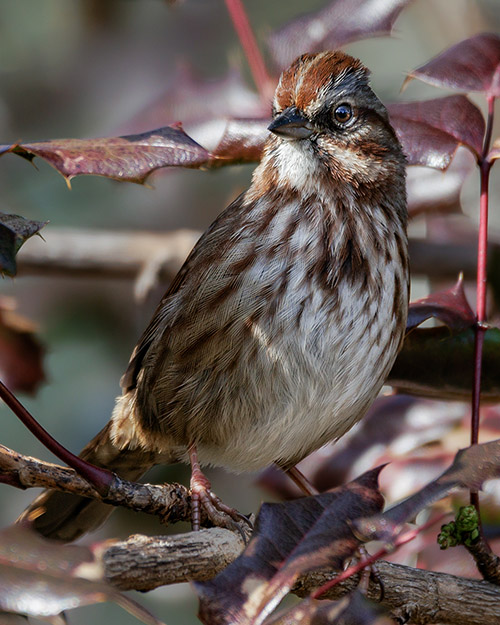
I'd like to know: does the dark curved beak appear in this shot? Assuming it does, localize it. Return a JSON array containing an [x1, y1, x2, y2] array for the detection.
[[268, 106, 314, 140]]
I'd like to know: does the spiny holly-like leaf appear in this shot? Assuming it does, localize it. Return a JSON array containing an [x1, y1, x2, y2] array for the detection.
[[388, 96, 485, 169], [268, 0, 411, 70], [267, 592, 394, 625], [389, 326, 500, 401], [0, 524, 164, 625], [0, 213, 46, 277], [355, 440, 500, 543], [0, 126, 210, 185], [404, 32, 500, 97], [196, 468, 384, 625], [406, 276, 475, 333], [0, 298, 45, 394]]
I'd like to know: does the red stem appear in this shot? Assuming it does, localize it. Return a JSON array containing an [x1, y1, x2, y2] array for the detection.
[[470, 94, 495, 504], [310, 512, 447, 600], [0, 379, 113, 495], [223, 0, 272, 103]]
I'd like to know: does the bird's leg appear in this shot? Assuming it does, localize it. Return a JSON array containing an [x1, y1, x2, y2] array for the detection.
[[188, 443, 252, 532], [285, 465, 319, 496]]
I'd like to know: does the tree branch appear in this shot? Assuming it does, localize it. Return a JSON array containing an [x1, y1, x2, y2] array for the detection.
[[0, 444, 191, 524], [102, 528, 500, 625], [3, 443, 500, 624], [17, 228, 499, 290]]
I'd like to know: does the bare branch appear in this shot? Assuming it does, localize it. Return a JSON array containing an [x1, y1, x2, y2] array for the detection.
[[3, 443, 500, 624], [0, 444, 191, 524], [17, 227, 201, 300], [16, 228, 498, 289], [103, 529, 500, 625]]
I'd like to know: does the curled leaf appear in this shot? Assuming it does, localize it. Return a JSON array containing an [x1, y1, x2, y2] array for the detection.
[[0, 297, 45, 394], [196, 469, 384, 625], [209, 118, 268, 165], [0, 213, 46, 277], [406, 275, 475, 333], [388, 96, 485, 168], [0, 524, 164, 625], [404, 32, 500, 97], [268, 0, 411, 70], [389, 326, 500, 401], [355, 440, 500, 543]]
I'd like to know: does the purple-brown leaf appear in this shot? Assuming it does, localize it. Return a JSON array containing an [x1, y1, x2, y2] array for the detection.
[[268, 0, 411, 70], [404, 33, 500, 96], [196, 468, 384, 625], [0, 524, 164, 624], [388, 96, 485, 168], [0, 126, 210, 185], [209, 118, 268, 166], [354, 440, 500, 543], [406, 275, 475, 333], [0, 213, 46, 277], [389, 326, 500, 402], [0, 298, 45, 395]]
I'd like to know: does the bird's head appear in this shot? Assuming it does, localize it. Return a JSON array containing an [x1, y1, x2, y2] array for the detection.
[[264, 51, 406, 192]]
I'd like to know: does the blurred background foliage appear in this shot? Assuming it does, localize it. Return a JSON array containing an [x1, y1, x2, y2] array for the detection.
[[0, 0, 499, 623]]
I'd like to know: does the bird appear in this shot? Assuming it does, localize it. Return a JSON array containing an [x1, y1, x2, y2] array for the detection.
[[19, 50, 409, 541]]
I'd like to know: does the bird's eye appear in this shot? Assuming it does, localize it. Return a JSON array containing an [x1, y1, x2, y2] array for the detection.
[[333, 103, 353, 124]]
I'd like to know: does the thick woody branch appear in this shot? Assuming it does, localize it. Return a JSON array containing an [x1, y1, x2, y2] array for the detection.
[[0, 444, 191, 524], [17, 228, 498, 288], [103, 529, 500, 625], [2, 443, 500, 624]]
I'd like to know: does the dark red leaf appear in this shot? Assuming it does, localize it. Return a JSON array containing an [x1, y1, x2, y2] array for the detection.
[[406, 275, 475, 332], [0, 213, 46, 277], [389, 326, 500, 401], [209, 118, 268, 166], [0, 126, 210, 185], [196, 469, 384, 625], [268, 0, 411, 70], [0, 298, 45, 394], [0, 524, 164, 624], [404, 33, 500, 97], [388, 96, 485, 168], [355, 440, 500, 543]]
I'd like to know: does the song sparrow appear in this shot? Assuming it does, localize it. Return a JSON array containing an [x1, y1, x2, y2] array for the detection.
[[21, 51, 408, 540]]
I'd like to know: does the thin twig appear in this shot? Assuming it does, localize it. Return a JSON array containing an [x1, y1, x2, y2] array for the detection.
[[224, 0, 273, 102], [471, 95, 496, 512], [0, 381, 113, 495]]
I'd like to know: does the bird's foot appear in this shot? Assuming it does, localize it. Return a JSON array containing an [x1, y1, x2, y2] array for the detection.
[[189, 444, 252, 538]]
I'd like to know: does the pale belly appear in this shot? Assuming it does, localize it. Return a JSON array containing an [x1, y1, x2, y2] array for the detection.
[[194, 276, 404, 472]]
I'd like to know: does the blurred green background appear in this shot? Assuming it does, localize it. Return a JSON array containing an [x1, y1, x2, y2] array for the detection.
[[0, 0, 499, 623]]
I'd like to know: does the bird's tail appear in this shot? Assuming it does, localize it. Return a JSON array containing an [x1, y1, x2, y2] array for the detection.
[[17, 420, 162, 542]]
